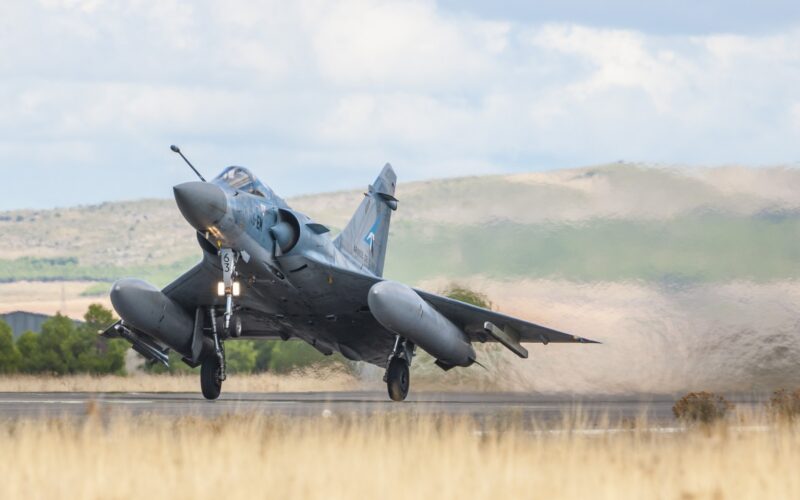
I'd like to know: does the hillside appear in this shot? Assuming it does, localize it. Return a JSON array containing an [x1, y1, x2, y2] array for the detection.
[[3, 163, 799, 392], [1, 163, 799, 286]]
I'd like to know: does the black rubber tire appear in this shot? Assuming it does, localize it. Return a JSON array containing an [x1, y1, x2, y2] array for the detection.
[[386, 357, 410, 402], [201, 356, 222, 400]]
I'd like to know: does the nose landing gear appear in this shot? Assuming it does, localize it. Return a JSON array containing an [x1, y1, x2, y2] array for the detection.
[[201, 307, 226, 400], [202, 248, 248, 400], [219, 248, 238, 334], [201, 352, 223, 400]]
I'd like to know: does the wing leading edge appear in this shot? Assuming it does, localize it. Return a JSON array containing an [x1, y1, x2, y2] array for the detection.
[[414, 289, 599, 348], [320, 262, 599, 355]]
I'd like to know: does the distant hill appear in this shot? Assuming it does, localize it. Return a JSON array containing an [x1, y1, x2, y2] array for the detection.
[[1, 163, 799, 286]]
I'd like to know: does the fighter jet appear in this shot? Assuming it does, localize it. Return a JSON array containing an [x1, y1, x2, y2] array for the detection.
[[103, 146, 598, 401]]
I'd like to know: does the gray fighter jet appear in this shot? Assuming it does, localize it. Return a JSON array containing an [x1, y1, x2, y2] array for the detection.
[[103, 146, 598, 401]]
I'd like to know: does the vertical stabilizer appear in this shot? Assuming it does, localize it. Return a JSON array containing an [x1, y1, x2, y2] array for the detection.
[[335, 164, 397, 277]]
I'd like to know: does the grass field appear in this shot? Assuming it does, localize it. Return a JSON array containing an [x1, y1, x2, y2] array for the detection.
[[0, 373, 358, 393], [0, 372, 522, 393], [0, 280, 110, 318], [0, 409, 797, 499]]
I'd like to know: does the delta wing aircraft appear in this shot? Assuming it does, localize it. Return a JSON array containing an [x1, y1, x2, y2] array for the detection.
[[103, 146, 598, 401]]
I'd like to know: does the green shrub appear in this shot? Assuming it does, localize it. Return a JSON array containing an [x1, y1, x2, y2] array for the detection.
[[143, 338, 341, 375], [440, 283, 492, 309], [225, 340, 257, 374], [13, 305, 126, 375], [0, 319, 21, 373], [80, 283, 112, 297], [673, 392, 734, 424], [254, 341, 274, 372], [16, 331, 41, 373], [142, 349, 197, 374], [265, 341, 338, 374]]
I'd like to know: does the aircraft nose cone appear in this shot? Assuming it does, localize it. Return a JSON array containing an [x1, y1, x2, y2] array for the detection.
[[173, 182, 228, 231]]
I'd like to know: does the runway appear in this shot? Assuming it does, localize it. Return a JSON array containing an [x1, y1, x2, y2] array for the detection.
[[0, 391, 767, 422]]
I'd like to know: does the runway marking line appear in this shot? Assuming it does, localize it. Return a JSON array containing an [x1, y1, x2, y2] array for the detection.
[[0, 400, 154, 405]]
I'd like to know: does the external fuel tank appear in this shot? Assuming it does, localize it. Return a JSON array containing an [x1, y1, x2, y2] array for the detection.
[[368, 280, 475, 367]]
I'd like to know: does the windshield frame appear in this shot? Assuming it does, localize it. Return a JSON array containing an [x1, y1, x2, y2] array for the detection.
[[213, 166, 263, 196]]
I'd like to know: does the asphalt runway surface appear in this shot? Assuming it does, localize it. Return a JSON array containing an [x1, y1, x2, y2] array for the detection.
[[0, 391, 767, 423]]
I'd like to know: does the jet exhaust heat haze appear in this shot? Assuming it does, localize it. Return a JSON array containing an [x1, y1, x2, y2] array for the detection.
[[103, 146, 597, 400]]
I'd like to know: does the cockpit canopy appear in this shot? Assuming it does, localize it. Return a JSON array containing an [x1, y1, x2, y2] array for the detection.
[[213, 166, 288, 208], [214, 166, 264, 195]]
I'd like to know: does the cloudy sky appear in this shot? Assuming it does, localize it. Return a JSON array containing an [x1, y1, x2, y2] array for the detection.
[[1, 0, 799, 209]]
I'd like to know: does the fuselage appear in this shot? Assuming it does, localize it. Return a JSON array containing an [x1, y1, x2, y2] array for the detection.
[[107, 159, 595, 401], [170, 167, 393, 361], [176, 168, 377, 282]]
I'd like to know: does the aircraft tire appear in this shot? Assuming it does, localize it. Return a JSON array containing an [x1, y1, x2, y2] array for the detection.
[[201, 355, 222, 400], [386, 357, 410, 402]]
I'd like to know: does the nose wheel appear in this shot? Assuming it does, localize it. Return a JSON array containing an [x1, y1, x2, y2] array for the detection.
[[201, 307, 226, 400], [201, 354, 223, 400]]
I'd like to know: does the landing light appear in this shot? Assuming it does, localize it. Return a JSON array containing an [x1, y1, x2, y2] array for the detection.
[[217, 281, 242, 297]]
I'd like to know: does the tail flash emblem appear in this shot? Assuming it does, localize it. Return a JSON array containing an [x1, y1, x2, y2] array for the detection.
[[363, 216, 380, 252]]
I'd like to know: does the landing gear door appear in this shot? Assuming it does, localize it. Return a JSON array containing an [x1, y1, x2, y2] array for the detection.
[[190, 307, 206, 364], [220, 248, 235, 289]]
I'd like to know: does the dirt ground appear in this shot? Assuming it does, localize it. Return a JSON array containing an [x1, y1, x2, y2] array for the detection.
[[0, 280, 110, 319]]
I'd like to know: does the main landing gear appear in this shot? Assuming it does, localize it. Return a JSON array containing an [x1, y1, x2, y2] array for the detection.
[[385, 336, 415, 402]]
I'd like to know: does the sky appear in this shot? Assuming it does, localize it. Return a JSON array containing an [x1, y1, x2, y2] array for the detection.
[[0, 0, 799, 210]]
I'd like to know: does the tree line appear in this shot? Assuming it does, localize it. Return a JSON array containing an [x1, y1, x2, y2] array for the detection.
[[0, 305, 126, 374], [0, 304, 340, 375]]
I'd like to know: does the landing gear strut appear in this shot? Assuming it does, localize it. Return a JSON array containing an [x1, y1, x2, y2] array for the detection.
[[219, 248, 238, 334], [385, 336, 414, 402], [201, 307, 226, 400]]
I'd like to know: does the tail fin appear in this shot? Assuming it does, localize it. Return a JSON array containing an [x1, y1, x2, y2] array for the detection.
[[334, 164, 397, 277]]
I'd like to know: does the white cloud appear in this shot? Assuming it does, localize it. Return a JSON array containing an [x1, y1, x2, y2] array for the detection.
[[528, 25, 687, 112], [0, 0, 799, 208], [309, 0, 509, 88]]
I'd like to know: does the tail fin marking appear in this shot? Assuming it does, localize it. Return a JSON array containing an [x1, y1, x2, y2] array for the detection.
[[334, 164, 397, 277]]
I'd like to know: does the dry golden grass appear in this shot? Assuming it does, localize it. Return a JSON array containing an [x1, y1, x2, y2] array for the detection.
[[0, 371, 520, 394], [0, 372, 367, 393], [0, 410, 798, 500]]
